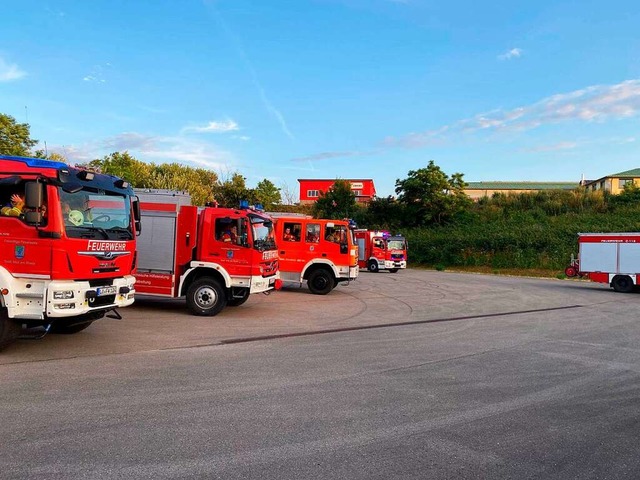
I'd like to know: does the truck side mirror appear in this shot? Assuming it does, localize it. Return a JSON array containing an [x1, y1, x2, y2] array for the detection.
[[132, 196, 142, 235], [25, 181, 43, 209], [23, 182, 44, 226]]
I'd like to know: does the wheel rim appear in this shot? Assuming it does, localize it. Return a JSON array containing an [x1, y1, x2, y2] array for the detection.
[[313, 275, 329, 290], [195, 285, 218, 309]]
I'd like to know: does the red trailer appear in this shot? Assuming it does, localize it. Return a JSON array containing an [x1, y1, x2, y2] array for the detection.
[[135, 190, 280, 315], [576, 232, 640, 292]]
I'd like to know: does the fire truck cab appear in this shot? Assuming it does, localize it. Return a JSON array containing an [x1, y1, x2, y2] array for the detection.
[[355, 229, 407, 273], [0, 155, 139, 351], [134, 190, 280, 316], [272, 215, 358, 295]]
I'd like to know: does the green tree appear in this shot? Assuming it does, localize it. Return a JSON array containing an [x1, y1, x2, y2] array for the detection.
[[33, 150, 68, 163], [395, 160, 471, 226], [312, 179, 357, 219], [253, 179, 281, 209], [214, 173, 252, 208], [89, 151, 153, 185], [360, 195, 406, 231], [0, 113, 38, 156]]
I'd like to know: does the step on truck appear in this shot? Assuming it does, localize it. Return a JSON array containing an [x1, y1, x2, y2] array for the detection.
[[577, 232, 640, 293], [134, 190, 280, 315], [354, 229, 407, 273], [271, 214, 358, 295], [0, 155, 140, 351]]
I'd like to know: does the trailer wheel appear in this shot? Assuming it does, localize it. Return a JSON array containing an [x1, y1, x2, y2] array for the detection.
[[228, 288, 250, 307], [565, 266, 578, 278], [0, 308, 21, 351], [307, 269, 334, 295], [49, 321, 94, 334], [367, 260, 379, 273], [388, 268, 399, 273], [612, 275, 634, 293], [186, 278, 227, 316]]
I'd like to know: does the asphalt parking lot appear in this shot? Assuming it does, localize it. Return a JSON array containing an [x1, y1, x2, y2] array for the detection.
[[2, 269, 640, 479]]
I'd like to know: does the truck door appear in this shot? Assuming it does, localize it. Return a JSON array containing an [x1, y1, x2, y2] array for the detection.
[[278, 220, 305, 274], [211, 217, 252, 277]]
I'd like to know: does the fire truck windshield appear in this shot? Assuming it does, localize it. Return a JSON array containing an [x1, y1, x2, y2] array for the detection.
[[60, 188, 133, 240], [249, 213, 276, 251], [387, 239, 406, 250]]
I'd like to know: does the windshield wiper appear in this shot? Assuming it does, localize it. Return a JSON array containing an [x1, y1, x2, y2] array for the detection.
[[107, 226, 134, 239], [74, 226, 109, 239]]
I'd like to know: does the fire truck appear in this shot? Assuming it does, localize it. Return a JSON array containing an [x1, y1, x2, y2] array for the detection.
[[575, 232, 640, 293], [355, 229, 407, 273], [272, 214, 358, 294], [134, 190, 280, 315], [0, 155, 139, 351]]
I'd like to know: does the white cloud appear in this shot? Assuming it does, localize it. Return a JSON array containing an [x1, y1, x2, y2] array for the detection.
[[386, 79, 640, 148], [47, 132, 234, 171], [521, 141, 578, 153], [182, 119, 239, 134], [291, 151, 370, 162], [0, 57, 26, 81], [498, 48, 523, 60], [83, 64, 109, 83]]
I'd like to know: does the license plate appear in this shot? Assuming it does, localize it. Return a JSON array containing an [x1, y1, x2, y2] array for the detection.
[[97, 286, 117, 296]]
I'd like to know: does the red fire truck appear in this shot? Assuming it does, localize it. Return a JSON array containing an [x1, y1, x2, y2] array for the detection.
[[355, 229, 407, 273], [134, 190, 280, 315], [272, 214, 358, 294], [0, 155, 140, 351], [575, 232, 640, 293]]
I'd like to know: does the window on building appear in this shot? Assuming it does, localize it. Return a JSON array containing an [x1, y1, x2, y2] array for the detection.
[[307, 190, 319, 198], [352, 190, 362, 196], [620, 179, 635, 188]]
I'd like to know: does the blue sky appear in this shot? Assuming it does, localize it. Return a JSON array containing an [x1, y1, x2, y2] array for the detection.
[[2, 0, 639, 199]]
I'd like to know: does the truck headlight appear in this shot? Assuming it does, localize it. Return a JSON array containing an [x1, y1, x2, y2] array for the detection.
[[53, 290, 74, 299]]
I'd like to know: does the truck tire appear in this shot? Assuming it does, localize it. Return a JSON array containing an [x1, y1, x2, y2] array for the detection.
[[186, 278, 227, 316], [228, 288, 250, 307], [49, 321, 94, 334], [0, 308, 21, 351], [307, 269, 334, 295], [368, 260, 379, 273], [612, 275, 634, 293]]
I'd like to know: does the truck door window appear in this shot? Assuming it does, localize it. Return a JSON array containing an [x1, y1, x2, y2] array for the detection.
[[306, 223, 320, 243], [283, 222, 301, 242], [325, 225, 347, 244], [216, 218, 240, 244], [1, 185, 48, 226]]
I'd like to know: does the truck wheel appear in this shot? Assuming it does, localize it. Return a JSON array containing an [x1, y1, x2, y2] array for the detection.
[[186, 278, 227, 316], [388, 268, 399, 273], [0, 308, 21, 351], [307, 269, 334, 295], [368, 260, 379, 273], [228, 288, 250, 307], [49, 321, 93, 334], [612, 275, 634, 293]]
